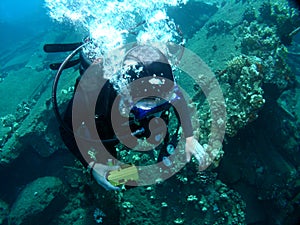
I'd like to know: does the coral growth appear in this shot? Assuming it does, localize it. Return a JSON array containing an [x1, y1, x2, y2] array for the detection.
[[240, 21, 280, 56], [219, 55, 265, 137], [258, 1, 300, 45], [237, 1, 299, 98], [193, 54, 265, 138], [119, 171, 246, 225]]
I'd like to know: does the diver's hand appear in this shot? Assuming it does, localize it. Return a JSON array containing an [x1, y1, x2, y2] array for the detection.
[[90, 162, 120, 191], [185, 136, 206, 168]]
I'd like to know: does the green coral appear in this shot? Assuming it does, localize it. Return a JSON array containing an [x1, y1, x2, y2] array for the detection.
[[258, 1, 300, 45]]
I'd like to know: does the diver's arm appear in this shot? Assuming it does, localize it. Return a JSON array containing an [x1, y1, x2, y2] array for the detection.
[[172, 88, 207, 167], [60, 79, 116, 168], [59, 99, 90, 168], [60, 99, 120, 190], [172, 88, 193, 138]]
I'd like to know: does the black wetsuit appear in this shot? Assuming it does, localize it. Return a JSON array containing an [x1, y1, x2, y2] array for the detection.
[[60, 79, 193, 168]]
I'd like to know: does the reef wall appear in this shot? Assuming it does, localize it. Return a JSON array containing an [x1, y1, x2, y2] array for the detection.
[[187, 0, 300, 224]]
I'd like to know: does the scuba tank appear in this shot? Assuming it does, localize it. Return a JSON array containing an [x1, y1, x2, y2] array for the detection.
[[43, 37, 92, 74]]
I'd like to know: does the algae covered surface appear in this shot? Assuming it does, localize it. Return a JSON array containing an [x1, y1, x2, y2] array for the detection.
[[0, 0, 300, 224]]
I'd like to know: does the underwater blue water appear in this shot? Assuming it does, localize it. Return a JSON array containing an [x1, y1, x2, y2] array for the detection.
[[0, 0, 51, 49]]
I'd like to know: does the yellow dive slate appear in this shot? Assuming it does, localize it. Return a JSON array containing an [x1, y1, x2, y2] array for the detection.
[[107, 164, 139, 186]]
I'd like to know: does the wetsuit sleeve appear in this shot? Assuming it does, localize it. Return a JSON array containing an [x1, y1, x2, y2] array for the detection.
[[59, 80, 119, 168], [172, 88, 194, 138], [59, 99, 90, 168]]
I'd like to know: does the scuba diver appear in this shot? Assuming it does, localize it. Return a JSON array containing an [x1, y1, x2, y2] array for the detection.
[[44, 41, 207, 190]]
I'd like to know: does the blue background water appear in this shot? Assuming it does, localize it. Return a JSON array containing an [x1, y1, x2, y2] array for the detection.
[[0, 0, 52, 49]]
